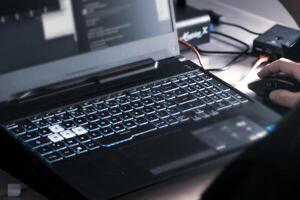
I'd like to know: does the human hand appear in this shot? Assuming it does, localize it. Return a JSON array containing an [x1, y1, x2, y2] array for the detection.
[[257, 58, 300, 108]]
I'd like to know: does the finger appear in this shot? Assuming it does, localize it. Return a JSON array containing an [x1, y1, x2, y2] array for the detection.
[[258, 59, 300, 80], [269, 90, 300, 108]]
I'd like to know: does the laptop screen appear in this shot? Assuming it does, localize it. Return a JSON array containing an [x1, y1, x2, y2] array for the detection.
[[0, 0, 173, 75]]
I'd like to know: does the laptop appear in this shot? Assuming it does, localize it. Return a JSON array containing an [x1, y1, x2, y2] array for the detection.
[[0, 0, 280, 199]]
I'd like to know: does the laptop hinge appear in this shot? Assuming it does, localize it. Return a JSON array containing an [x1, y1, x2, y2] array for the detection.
[[8, 58, 159, 103]]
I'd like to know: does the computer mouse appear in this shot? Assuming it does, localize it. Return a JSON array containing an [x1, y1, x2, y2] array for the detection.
[[248, 75, 300, 97]]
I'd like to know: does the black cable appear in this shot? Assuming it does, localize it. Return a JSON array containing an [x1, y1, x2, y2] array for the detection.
[[220, 21, 263, 35], [195, 31, 250, 72]]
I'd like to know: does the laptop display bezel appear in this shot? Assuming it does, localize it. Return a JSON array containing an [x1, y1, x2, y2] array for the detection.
[[0, 0, 179, 103]]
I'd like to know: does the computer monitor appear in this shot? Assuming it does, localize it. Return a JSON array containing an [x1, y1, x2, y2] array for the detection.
[[0, 0, 60, 16], [0, 0, 179, 103]]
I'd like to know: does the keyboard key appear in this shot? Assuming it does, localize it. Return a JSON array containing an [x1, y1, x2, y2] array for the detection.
[[10, 127, 26, 135], [163, 100, 176, 108], [202, 89, 213, 96], [98, 123, 156, 147], [108, 108, 122, 116], [166, 107, 180, 116], [116, 97, 129, 105], [19, 121, 38, 132], [157, 110, 170, 119], [74, 117, 88, 126], [176, 80, 188, 87], [60, 130, 76, 139], [44, 152, 63, 163], [34, 119, 50, 128], [152, 95, 165, 103], [109, 116, 122, 124], [211, 100, 232, 111], [69, 110, 85, 118], [176, 114, 190, 122], [36, 145, 53, 156], [123, 120, 137, 129], [227, 97, 240, 105], [88, 131, 103, 139], [61, 121, 77, 129], [175, 94, 196, 105], [211, 94, 222, 102], [219, 92, 231, 99], [193, 83, 205, 90], [71, 144, 88, 154], [152, 103, 166, 111], [179, 99, 205, 112], [81, 107, 97, 115], [100, 127, 114, 136], [65, 138, 79, 147], [57, 113, 73, 121], [50, 141, 66, 151], [98, 111, 111, 119], [142, 106, 155, 114], [97, 119, 111, 128], [47, 116, 61, 124], [127, 94, 140, 102], [85, 140, 100, 150], [153, 119, 168, 128], [77, 135, 91, 143], [19, 131, 40, 142], [134, 117, 148, 125], [105, 100, 118, 108], [49, 124, 64, 133], [39, 128, 52, 136], [164, 116, 179, 125], [59, 147, 76, 158], [27, 137, 50, 149], [210, 86, 222, 94], [174, 88, 188, 97], [86, 114, 99, 122], [146, 114, 159, 122], [48, 133, 64, 143], [185, 85, 197, 93], [139, 91, 151, 99], [119, 113, 133, 121], [202, 81, 213, 88], [72, 126, 89, 135], [141, 98, 154, 106], [131, 102, 144, 109], [131, 110, 145, 118], [111, 124, 126, 133], [161, 83, 178, 92], [119, 104, 133, 112], [202, 96, 214, 104], [94, 103, 108, 111]]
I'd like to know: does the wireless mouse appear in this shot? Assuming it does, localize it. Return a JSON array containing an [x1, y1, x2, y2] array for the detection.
[[248, 75, 300, 97]]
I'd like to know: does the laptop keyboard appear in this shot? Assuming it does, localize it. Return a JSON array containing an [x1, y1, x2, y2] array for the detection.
[[2, 70, 248, 164]]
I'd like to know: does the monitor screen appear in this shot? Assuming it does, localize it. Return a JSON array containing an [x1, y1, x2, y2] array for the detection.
[[0, 0, 173, 74], [0, 0, 60, 16]]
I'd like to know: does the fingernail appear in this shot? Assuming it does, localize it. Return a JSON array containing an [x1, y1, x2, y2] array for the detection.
[[269, 91, 276, 101]]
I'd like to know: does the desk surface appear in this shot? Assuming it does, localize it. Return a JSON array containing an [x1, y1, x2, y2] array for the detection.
[[0, 0, 297, 199]]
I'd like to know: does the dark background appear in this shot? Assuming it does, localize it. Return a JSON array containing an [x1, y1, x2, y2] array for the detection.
[[0, 0, 60, 16]]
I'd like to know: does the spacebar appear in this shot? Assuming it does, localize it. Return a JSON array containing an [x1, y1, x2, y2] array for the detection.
[[98, 124, 157, 147]]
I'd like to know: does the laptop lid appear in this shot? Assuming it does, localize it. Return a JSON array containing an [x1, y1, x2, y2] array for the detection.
[[0, 0, 179, 103]]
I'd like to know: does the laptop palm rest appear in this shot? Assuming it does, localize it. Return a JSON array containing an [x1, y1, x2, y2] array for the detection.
[[120, 130, 216, 175]]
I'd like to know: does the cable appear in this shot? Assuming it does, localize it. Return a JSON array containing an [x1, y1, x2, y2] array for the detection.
[[220, 21, 263, 36], [179, 39, 204, 68], [199, 31, 250, 72], [180, 31, 252, 72]]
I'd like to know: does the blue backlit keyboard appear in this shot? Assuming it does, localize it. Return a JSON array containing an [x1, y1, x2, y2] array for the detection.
[[2, 70, 248, 164]]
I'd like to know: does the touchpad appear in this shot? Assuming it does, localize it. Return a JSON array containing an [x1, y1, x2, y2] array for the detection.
[[120, 131, 216, 175]]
